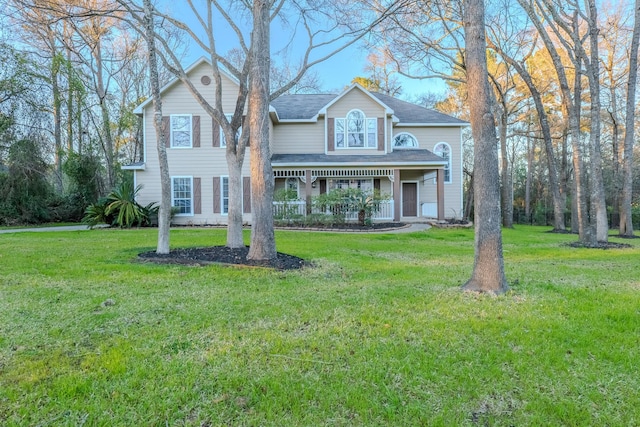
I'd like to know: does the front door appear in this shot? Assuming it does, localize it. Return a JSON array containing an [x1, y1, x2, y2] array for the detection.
[[402, 182, 417, 217]]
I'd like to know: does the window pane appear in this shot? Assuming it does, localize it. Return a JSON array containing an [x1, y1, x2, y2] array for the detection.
[[394, 133, 418, 148], [222, 177, 229, 214], [172, 177, 192, 214], [367, 118, 377, 148], [335, 119, 345, 148], [434, 144, 452, 183], [171, 116, 191, 147]]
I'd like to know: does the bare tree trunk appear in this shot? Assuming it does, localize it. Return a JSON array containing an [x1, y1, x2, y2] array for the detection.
[[518, 0, 594, 244], [585, 0, 608, 242], [247, 0, 277, 261], [461, 0, 508, 295], [620, 0, 640, 237], [463, 169, 474, 221], [525, 131, 534, 223], [51, 38, 63, 194], [95, 39, 116, 190], [226, 157, 245, 248], [499, 108, 513, 228], [488, 38, 565, 231], [142, 0, 171, 254]]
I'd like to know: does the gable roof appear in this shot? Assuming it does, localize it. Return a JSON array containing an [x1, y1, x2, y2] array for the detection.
[[133, 57, 467, 126], [271, 90, 467, 126], [133, 56, 239, 115]]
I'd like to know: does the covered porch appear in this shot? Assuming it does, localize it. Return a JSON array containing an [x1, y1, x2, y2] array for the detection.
[[271, 151, 447, 222]]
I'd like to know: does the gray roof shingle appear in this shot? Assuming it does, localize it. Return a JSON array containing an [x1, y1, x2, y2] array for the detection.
[[270, 90, 467, 125], [271, 149, 446, 166], [270, 94, 335, 120]]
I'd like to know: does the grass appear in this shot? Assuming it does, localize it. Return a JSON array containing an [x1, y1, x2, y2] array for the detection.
[[1, 225, 639, 426]]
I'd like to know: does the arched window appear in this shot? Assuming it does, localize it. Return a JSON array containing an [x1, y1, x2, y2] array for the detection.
[[434, 142, 452, 183], [335, 110, 377, 148], [393, 133, 418, 148]]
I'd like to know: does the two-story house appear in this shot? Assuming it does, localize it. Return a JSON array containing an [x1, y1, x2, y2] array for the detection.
[[126, 58, 467, 225]]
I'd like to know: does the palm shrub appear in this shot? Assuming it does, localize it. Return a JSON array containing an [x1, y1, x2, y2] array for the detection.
[[83, 182, 158, 228], [348, 189, 387, 226]]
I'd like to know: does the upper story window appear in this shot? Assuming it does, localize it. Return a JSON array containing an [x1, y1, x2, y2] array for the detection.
[[335, 110, 377, 149], [170, 115, 192, 148], [220, 114, 242, 148], [434, 142, 452, 183], [393, 133, 418, 148]]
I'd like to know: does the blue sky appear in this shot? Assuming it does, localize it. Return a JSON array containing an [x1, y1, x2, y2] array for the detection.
[[165, 1, 445, 101]]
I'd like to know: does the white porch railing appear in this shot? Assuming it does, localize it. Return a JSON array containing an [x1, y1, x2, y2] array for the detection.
[[273, 200, 394, 221]]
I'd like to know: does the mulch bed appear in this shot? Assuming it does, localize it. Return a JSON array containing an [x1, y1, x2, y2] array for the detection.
[[138, 223, 410, 270], [566, 241, 632, 249], [139, 246, 306, 270]]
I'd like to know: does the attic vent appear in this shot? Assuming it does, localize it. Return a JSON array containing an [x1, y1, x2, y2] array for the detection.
[[200, 75, 211, 85]]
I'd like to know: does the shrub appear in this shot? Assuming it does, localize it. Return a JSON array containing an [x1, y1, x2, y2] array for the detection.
[[83, 182, 158, 228]]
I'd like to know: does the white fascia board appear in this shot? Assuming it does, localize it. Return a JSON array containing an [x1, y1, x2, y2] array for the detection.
[[121, 163, 146, 170], [272, 161, 447, 168], [276, 117, 320, 123], [394, 123, 470, 127]]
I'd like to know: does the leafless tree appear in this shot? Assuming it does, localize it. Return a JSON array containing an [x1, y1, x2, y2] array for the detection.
[[619, 0, 640, 237], [461, 0, 508, 295]]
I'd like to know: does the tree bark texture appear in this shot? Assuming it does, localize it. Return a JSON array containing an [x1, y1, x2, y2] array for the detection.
[[461, 0, 508, 295], [619, 0, 640, 237], [143, 0, 171, 254], [247, 0, 277, 261], [585, 0, 608, 242]]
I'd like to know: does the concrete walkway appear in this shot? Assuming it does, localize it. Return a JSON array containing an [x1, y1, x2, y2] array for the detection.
[[0, 225, 97, 234], [0, 222, 431, 235]]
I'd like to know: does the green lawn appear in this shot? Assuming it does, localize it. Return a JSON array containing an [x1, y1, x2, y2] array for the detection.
[[1, 226, 639, 426]]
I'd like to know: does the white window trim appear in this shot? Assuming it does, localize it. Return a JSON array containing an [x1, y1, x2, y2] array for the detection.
[[221, 175, 229, 215], [328, 178, 374, 193], [220, 114, 242, 148], [220, 176, 245, 215], [335, 109, 377, 150], [170, 114, 192, 149], [171, 176, 194, 216], [433, 142, 452, 184], [393, 132, 419, 149]]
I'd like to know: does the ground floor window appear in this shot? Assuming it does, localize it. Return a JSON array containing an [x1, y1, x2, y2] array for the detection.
[[172, 176, 193, 215], [328, 178, 374, 192], [221, 176, 229, 214]]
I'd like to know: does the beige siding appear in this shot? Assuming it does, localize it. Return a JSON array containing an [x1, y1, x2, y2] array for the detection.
[[393, 126, 463, 217], [272, 120, 325, 154], [327, 88, 386, 117], [137, 64, 253, 225]]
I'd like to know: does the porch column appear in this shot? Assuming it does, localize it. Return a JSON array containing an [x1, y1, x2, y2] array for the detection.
[[305, 169, 312, 215], [393, 168, 401, 221], [437, 168, 445, 220]]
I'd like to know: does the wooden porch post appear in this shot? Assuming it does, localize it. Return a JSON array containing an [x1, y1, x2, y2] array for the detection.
[[305, 169, 312, 215], [437, 168, 445, 220], [393, 169, 401, 221]]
